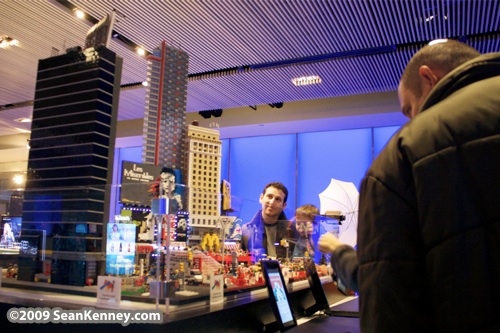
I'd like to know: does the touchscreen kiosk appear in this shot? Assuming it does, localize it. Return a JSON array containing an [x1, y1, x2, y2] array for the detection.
[[261, 260, 297, 332], [304, 257, 333, 316]]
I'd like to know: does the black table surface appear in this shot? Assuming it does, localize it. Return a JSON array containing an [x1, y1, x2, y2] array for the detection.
[[290, 315, 360, 333], [290, 297, 360, 333]]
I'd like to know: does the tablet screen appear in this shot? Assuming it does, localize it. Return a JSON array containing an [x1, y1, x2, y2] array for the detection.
[[261, 260, 297, 331]]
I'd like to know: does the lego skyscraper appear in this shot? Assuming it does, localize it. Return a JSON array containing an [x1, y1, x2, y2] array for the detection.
[[185, 125, 222, 230], [142, 41, 189, 177], [19, 46, 122, 285]]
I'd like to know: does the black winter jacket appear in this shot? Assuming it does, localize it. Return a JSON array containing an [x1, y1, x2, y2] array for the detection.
[[357, 53, 500, 332]]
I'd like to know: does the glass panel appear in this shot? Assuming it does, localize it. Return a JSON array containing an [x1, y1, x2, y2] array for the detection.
[[0, 183, 340, 303]]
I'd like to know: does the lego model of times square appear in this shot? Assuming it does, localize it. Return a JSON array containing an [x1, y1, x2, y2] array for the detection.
[[104, 174, 340, 303]]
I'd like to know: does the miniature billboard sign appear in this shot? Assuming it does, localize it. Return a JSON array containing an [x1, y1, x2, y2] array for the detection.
[[105, 223, 136, 275], [97, 276, 122, 305], [120, 161, 161, 207]]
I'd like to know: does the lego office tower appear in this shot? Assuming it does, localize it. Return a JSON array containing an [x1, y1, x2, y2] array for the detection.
[[142, 41, 189, 179], [19, 47, 122, 285], [186, 125, 222, 230]]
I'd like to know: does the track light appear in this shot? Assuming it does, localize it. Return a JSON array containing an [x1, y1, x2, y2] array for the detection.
[[268, 102, 284, 109], [198, 109, 223, 119], [199, 111, 212, 119], [211, 109, 223, 117]]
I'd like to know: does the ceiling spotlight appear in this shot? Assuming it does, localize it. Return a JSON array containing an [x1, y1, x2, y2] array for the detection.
[[199, 110, 212, 119], [199, 109, 223, 119], [13, 174, 24, 185], [0, 36, 19, 48], [268, 102, 284, 109], [142, 81, 148, 87], [74, 9, 85, 19], [136, 47, 146, 56], [211, 109, 223, 117]]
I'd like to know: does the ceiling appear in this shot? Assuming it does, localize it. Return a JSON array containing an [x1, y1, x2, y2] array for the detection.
[[0, 0, 499, 138]]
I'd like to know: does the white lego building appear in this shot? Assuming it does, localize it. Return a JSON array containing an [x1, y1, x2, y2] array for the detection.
[[185, 124, 222, 240]]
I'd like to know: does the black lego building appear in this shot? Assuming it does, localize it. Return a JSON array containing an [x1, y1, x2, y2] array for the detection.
[[18, 46, 122, 286]]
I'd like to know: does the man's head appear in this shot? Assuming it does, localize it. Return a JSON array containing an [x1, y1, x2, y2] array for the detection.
[[260, 182, 288, 223], [398, 39, 480, 119]]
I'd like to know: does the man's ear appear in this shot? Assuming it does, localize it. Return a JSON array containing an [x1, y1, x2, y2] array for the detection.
[[259, 193, 264, 204], [418, 65, 440, 88]]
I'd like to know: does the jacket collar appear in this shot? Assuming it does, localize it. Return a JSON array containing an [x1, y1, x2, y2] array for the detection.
[[420, 52, 500, 113]]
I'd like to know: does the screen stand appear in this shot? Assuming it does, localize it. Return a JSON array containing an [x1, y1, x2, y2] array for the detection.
[[263, 320, 280, 332], [303, 303, 320, 317]]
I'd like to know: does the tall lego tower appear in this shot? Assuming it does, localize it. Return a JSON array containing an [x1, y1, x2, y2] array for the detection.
[[19, 46, 122, 285], [142, 41, 189, 177], [185, 124, 222, 233]]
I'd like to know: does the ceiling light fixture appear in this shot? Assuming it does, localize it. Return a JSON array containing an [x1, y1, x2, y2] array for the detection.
[[13, 174, 24, 185], [0, 36, 19, 48], [268, 102, 284, 109], [136, 47, 146, 56], [292, 75, 322, 86], [14, 117, 32, 123], [428, 38, 448, 46], [74, 9, 85, 19], [199, 109, 223, 119]]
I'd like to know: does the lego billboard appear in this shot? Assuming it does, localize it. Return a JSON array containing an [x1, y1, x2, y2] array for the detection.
[[105, 223, 136, 275]]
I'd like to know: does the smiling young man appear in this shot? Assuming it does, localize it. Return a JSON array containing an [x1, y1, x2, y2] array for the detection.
[[241, 182, 292, 259]]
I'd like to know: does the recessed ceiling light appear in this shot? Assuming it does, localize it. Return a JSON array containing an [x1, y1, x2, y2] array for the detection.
[[428, 39, 448, 46], [292, 75, 322, 86]]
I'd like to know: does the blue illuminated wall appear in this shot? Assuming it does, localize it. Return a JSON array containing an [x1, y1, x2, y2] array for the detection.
[[373, 126, 401, 157], [228, 135, 296, 221], [114, 125, 401, 222], [297, 129, 372, 211]]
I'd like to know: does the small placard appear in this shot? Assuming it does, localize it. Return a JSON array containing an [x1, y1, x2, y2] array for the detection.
[[96, 276, 122, 305], [210, 274, 224, 304]]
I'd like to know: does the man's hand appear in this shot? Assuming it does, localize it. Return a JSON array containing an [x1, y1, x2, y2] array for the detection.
[[318, 232, 343, 254]]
